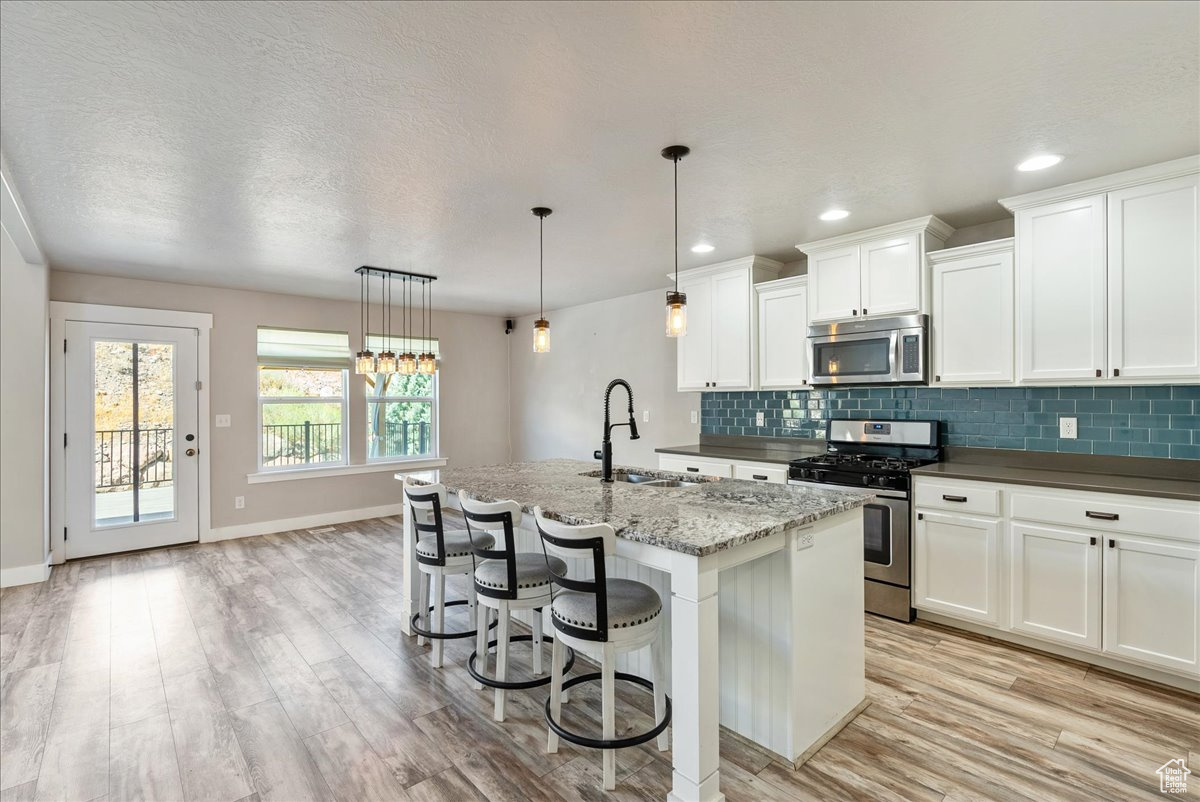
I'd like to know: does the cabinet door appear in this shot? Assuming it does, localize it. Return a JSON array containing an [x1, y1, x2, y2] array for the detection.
[[931, 250, 1014, 384], [1108, 174, 1200, 381], [757, 283, 808, 389], [860, 233, 921, 317], [711, 268, 752, 389], [1016, 195, 1107, 381], [1103, 535, 1200, 676], [808, 246, 861, 323], [913, 511, 1002, 625], [676, 274, 713, 391], [1010, 523, 1101, 650]]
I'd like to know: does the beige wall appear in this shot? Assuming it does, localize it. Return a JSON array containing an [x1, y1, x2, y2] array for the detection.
[[1, 226, 49, 574], [50, 271, 511, 531], [509, 287, 699, 467]]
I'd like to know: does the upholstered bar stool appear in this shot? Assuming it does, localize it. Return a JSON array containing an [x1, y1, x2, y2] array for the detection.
[[459, 496, 575, 721], [534, 507, 670, 791], [403, 477, 493, 668]]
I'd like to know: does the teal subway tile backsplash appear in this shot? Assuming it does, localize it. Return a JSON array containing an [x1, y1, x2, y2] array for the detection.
[[700, 385, 1200, 459]]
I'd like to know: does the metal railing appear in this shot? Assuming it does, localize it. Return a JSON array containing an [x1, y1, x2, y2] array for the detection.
[[95, 428, 173, 489], [262, 421, 342, 466], [378, 420, 431, 457]]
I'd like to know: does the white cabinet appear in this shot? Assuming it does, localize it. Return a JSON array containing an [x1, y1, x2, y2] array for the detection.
[[672, 256, 782, 391], [756, 277, 809, 389], [1001, 156, 1200, 384], [658, 455, 786, 484], [1103, 535, 1200, 676], [797, 216, 954, 324], [1107, 174, 1200, 381], [1010, 523, 1102, 650], [913, 510, 1002, 626], [928, 239, 1014, 385]]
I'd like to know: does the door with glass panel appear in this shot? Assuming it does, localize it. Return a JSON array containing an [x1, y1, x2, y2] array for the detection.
[[64, 322, 200, 558]]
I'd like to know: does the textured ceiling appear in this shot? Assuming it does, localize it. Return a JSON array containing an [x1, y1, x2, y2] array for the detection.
[[1, 0, 1197, 314]]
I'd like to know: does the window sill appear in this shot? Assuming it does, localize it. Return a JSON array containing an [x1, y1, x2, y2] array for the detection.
[[246, 457, 447, 484]]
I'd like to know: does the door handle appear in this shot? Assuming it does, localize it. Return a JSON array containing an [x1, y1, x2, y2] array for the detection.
[[1085, 511, 1119, 521], [942, 494, 967, 503], [185, 448, 197, 457]]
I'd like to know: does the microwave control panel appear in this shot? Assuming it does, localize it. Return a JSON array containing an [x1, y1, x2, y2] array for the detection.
[[901, 335, 921, 373]]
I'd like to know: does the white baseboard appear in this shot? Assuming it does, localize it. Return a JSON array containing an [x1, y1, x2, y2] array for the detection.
[[204, 502, 406, 543], [0, 556, 52, 588]]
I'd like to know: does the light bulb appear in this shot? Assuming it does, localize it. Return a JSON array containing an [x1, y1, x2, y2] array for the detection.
[[533, 319, 551, 353], [418, 353, 437, 374], [665, 291, 687, 338], [399, 353, 417, 375], [355, 351, 376, 375], [376, 351, 397, 374]]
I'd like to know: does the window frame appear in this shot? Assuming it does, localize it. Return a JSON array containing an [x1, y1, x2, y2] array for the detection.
[[256, 366, 350, 472], [364, 371, 439, 463]]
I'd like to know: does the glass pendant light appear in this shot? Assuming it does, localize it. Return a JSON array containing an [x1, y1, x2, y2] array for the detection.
[[662, 145, 690, 338], [354, 269, 376, 374], [376, 273, 397, 373], [399, 276, 418, 375], [418, 278, 437, 374], [532, 206, 552, 353]]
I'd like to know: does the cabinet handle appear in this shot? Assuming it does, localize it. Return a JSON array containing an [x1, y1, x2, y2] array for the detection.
[[1095, 369, 1102, 378], [752, 474, 768, 481], [935, 375, 941, 382], [851, 309, 858, 316], [1113, 368, 1120, 377], [1109, 539, 1115, 549], [917, 512, 924, 521], [686, 467, 700, 473], [1086, 511, 1119, 521], [862, 308, 868, 315], [942, 494, 968, 503], [1090, 536, 1097, 546]]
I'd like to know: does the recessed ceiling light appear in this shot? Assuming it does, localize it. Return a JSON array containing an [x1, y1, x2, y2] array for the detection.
[[690, 243, 715, 254], [819, 209, 850, 221], [1016, 154, 1063, 172]]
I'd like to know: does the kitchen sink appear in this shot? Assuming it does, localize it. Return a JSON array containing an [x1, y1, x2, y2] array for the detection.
[[581, 470, 703, 488]]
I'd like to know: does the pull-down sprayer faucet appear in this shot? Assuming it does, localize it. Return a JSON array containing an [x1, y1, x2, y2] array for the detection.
[[596, 379, 639, 482]]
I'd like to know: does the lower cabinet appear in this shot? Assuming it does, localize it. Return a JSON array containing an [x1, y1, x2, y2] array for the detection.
[[913, 510, 1001, 626], [658, 454, 788, 484], [1009, 523, 1102, 650]]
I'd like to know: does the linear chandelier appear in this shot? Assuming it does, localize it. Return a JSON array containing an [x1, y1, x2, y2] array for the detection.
[[353, 266, 438, 376]]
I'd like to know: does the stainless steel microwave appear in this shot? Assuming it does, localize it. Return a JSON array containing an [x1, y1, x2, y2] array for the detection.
[[808, 314, 928, 386]]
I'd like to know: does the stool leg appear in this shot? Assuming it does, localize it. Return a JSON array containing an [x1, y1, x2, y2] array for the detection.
[[602, 642, 616, 790], [431, 572, 446, 668], [474, 600, 488, 691], [532, 608, 544, 676], [546, 634, 563, 754], [651, 633, 669, 752], [416, 571, 430, 647], [494, 601, 510, 721]]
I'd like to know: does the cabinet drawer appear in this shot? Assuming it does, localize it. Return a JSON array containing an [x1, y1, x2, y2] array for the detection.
[[734, 464, 787, 484], [1010, 490, 1200, 544], [913, 479, 1001, 516], [658, 455, 734, 478]]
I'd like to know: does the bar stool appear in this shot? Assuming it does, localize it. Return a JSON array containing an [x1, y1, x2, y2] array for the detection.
[[459, 495, 575, 721], [534, 507, 670, 791], [404, 477, 493, 668]]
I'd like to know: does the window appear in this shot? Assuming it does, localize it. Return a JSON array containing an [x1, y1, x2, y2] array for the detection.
[[365, 335, 438, 460], [257, 328, 350, 470]]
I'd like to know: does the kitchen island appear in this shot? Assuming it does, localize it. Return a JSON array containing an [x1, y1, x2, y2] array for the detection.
[[398, 459, 871, 802]]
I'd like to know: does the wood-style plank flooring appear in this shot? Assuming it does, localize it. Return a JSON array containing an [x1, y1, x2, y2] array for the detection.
[[1, 514, 1197, 801]]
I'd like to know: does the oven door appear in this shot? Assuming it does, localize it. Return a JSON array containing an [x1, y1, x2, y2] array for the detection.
[[862, 493, 910, 586], [809, 328, 899, 386]]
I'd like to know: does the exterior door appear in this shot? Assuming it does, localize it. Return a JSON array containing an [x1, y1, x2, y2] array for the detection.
[[1010, 523, 1102, 650], [64, 321, 200, 558]]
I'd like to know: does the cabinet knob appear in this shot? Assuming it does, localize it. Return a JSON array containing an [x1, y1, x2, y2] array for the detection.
[[935, 375, 941, 382], [862, 308, 868, 315], [851, 309, 858, 316], [1113, 368, 1120, 377], [1090, 536, 1097, 546], [1095, 369, 1102, 378]]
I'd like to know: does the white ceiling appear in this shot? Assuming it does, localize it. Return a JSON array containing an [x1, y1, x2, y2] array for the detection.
[[1, 1, 1197, 315]]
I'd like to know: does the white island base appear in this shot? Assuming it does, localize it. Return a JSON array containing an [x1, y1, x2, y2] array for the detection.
[[401, 483, 865, 802]]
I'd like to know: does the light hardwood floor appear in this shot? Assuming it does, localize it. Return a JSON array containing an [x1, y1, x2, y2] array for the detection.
[[1, 514, 1197, 801]]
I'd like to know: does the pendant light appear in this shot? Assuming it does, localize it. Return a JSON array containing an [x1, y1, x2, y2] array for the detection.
[[355, 269, 376, 374], [399, 275, 418, 375], [531, 206, 552, 353], [376, 273, 397, 373], [417, 278, 437, 374], [662, 144, 690, 338]]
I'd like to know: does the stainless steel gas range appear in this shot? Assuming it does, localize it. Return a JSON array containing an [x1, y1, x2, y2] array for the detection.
[[787, 419, 941, 622]]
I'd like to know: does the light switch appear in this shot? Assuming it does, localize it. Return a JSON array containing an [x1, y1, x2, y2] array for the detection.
[[215, 414, 231, 428], [642, 410, 650, 422]]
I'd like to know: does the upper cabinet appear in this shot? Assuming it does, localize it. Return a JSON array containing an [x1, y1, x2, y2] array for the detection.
[[928, 239, 1014, 385], [1001, 156, 1200, 384], [756, 276, 809, 390], [672, 256, 782, 392], [797, 216, 955, 324]]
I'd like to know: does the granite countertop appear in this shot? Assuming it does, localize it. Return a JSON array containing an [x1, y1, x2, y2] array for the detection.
[[402, 459, 871, 557], [912, 457, 1200, 502], [655, 441, 825, 466]]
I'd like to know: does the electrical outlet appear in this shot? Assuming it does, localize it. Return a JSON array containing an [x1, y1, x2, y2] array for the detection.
[[690, 410, 698, 424], [234, 496, 245, 510], [215, 414, 231, 428], [796, 531, 815, 550], [642, 410, 650, 423], [1059, 416, 1078, 439], [755, 412, 765, 427]]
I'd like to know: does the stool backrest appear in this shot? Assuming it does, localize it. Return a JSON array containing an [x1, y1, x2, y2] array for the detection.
[[459, 496, 523, 599], [534, 506, 617, 641], [404, 477, 450, 565]]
